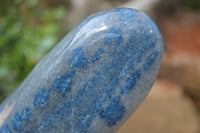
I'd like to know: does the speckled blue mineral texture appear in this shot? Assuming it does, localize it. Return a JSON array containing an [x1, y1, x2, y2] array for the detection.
[[0, 8, 164, 133]]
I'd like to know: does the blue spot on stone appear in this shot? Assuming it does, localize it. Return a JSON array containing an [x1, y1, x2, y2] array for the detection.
[[100, 96, 125, 127], [0, 124, 12, 133], [58, 101, 72, 115], [34, 89, 49, 108], [96, 94, 107, 111], [51, 71, 75, 94], [39, 113, 59, 132], [128, 51, 142, 66], [93, 48, 103, 63], [51, 78, 60, 91], [110, 49, 126, 70], [76, 113, 93, 132], [37, 101, 73, 132], [128, 29, 156, 53], [75, 94, 107, 132], [106, 84, 116, 99], [72, 77, 99, 112], [69, 47, 88, 68], [69, 72, 117, 132], [11, 112, 22, 131], [46, 114, 58, 125], [142, 35, 156, 51], [120, 70, 141, 95], [21, 107, 31, 121], [143, 51, 159, 71], [104, 27, 122, 45], [128, 30, 142, 46], [115, 8, 137, 26]]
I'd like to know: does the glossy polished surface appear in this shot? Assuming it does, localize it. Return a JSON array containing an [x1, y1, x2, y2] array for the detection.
[[0, 8, 164, 133]]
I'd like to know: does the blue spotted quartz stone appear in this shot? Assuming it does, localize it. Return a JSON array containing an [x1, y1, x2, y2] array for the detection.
[[0, 8, 164, 133]]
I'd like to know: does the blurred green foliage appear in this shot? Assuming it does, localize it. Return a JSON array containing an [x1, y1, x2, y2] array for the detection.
[[180, 0, 200, 10], [0, 0, 67, 102]]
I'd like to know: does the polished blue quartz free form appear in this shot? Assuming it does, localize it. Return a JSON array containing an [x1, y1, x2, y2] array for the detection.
[[0, 8, 164, 133]]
